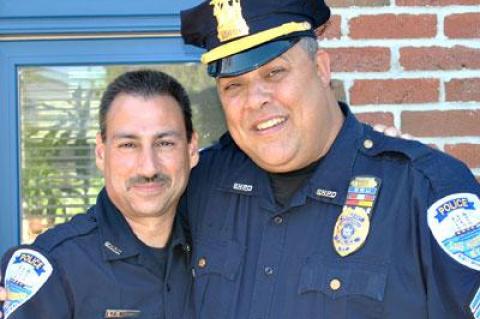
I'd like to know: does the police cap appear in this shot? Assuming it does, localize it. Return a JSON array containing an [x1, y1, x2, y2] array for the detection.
[[180, 0, 330, 77]]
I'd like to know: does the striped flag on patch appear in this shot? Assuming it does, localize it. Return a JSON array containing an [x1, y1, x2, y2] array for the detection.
[[470, 287, 480, 318]]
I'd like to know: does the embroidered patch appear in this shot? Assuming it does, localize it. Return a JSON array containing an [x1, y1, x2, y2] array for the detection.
[[3, 249, 53, 319], [470, 286, 480, 318], [427, 193, 480, 270]]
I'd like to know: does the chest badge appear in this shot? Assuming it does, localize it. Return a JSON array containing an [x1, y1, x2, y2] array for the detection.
[[333, 176, 382, 257]]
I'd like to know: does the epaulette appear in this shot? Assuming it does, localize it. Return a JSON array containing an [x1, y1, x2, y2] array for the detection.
[[358, 125, 432, 162], [34, 206, 98, 253]]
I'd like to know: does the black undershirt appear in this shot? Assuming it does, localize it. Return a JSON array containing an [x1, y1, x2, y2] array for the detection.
[[144, 244, 168, 280], [269, 159, 321, 207]]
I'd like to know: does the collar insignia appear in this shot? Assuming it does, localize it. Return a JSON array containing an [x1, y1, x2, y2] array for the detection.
[[210, 0, 250, 42], [333, 176, 382, 257], [233, 182, 253, 192], [104, 241, 122, 255]]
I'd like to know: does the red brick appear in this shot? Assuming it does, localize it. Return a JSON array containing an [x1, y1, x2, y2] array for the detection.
[[350, 79, 439, 105], [327, 0, 389, 7], [349, 15, 437, 39], [397, 0, 480, 5], [445, 144, 480, 168], [401, 110, 480, 137], [355, 112, 394, 126], [318, 16, 341, 39], [400, 46, 480, 70], [331, 79, 346, 102], [445, 14, 480, 38], [446, 78, 480, 102], [326, 47, 390, 72]]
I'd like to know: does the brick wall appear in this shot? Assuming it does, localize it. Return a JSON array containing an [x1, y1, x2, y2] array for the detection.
[[321, 0, 480, 181]]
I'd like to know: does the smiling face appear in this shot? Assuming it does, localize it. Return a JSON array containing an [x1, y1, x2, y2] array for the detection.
[[95, 93, 199, 221], [216, 41, 343, 173]]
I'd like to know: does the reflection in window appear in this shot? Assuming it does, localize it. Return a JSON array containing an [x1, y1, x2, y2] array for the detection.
[[19, 65, 225, 243]]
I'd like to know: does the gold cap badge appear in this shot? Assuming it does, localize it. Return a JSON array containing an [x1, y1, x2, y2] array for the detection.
[[210, 0, 250, 42]]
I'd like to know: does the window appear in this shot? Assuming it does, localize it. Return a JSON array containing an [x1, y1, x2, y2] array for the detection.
[[18, 64, 225, 243]]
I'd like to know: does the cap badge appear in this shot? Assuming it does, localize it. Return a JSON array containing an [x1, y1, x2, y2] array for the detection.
[[333, 176, 382, 257], [210, 0, 250, 42]]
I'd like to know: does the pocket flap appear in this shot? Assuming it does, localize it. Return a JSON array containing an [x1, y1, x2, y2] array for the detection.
[[192, 237, 244, 281], [298, 255, 387, 302]]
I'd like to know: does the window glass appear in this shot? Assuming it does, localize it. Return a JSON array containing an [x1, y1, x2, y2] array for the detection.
[[19, 64, 225, 243]]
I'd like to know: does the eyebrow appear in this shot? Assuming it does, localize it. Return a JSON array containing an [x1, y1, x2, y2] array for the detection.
[[112, 130, 182, 141]]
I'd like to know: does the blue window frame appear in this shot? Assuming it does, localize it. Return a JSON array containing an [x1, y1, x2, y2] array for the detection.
[[0, 0, 204, 253]]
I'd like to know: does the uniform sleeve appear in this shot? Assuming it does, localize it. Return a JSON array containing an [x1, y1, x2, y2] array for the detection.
[[1, 247, 73, 319], [415, 155, 480, 318]]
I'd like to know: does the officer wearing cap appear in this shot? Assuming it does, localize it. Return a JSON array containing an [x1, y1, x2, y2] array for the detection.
[[180, 0, 480, 318], [0, 70, 197, 319]]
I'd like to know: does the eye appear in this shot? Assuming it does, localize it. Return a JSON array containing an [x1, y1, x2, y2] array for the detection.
[[223, 82, 241, 92], [266, 67, 285, 79], [155, 140, 175, 148], [118, 142, 136, 149]]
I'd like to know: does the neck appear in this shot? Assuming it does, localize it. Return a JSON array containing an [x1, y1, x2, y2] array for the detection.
[[317, 93, 345, 159], [124, 213, 175, 248]]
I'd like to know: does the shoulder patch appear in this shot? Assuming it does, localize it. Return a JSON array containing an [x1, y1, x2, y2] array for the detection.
[[427, 193, 480, 270], [3, 249, 53, 318]]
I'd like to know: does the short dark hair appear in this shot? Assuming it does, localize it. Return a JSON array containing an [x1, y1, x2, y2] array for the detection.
[[99, 69, 194, 142]]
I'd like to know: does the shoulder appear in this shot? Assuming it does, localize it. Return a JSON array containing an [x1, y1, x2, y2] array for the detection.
[[359, 125, 478, 196], [33, 206, 98, 254], [194, 132, 253, 179]]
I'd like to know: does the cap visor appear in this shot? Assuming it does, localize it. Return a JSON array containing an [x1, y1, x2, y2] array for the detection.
[[208, 38, 299, 77]]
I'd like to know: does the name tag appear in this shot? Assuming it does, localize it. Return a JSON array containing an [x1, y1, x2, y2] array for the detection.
[[105, 309, 141, 318]]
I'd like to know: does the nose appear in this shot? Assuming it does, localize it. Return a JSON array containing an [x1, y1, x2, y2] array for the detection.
[[137, 145, 159, 178], [246, 80, 271, 110]]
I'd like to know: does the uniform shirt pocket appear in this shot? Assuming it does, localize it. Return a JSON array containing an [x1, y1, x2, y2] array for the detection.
[[192, 237, 245, 319]]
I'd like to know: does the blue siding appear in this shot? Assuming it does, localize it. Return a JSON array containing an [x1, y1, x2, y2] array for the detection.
[[0, 0, 201, 34]]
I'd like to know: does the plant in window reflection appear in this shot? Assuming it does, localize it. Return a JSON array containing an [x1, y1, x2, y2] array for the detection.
[[21, 68, 102, 242]]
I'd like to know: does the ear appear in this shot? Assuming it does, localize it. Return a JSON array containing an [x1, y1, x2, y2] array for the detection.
[[95, 133, 106, 173], [314, 49, 331, 88], [188, 132, 200, 169]]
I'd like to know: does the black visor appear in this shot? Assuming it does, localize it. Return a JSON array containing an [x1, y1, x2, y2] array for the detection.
[[207, 38, 300, 78]]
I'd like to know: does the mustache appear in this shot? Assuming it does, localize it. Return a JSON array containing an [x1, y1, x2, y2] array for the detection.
[[126, 173, 171, 190]]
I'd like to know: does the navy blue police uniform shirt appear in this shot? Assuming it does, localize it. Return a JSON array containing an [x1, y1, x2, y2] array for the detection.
[[1, 188, 193, 319], [182, 102, 480, 319]]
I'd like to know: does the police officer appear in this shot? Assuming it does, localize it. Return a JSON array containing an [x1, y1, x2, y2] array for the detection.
[[1, 70, 198, 319], [180, 0, 480, 318]]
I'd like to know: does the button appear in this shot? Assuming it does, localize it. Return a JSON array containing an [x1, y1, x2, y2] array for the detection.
[[264, 266, 274, 276], [273, 215, 283, 224], [198, 257, 207, 268], [329, 278, 341, 291], [184, 244, 192, 253], [363, 139, 374, 149]]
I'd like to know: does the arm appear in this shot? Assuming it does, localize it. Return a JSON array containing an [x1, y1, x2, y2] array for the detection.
[[417, 157, 480, 318], [1, 247, 73, 319]]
